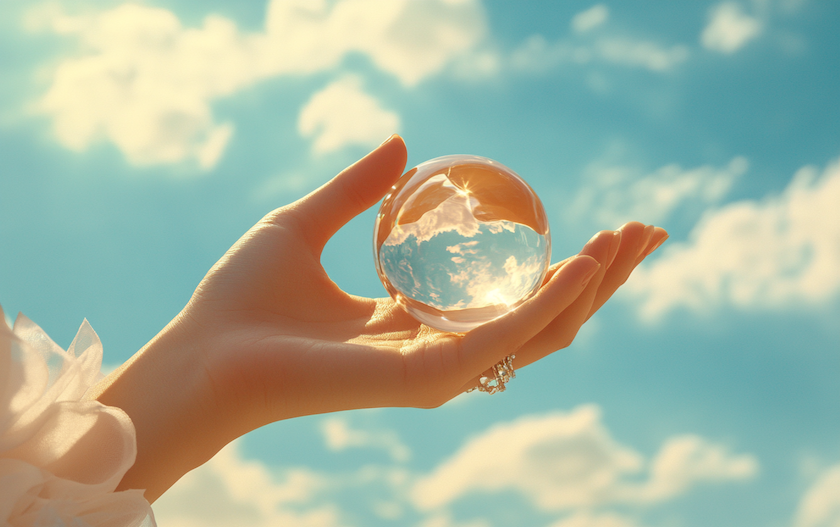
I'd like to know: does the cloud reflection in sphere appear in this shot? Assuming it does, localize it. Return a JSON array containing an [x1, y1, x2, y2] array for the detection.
[[374, 155, 551, 332]]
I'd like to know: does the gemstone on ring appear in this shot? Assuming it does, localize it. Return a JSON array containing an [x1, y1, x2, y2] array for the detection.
[[468, 354, 516, 395]]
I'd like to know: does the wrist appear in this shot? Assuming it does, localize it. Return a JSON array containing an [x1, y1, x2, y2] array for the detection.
[[86, 313, 225, 502]]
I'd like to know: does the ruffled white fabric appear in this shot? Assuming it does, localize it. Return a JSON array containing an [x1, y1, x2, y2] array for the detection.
[[1, 305, 155, 527]]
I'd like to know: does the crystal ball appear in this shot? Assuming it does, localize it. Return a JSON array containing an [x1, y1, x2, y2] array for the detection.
[[374, 155, 551, 332]]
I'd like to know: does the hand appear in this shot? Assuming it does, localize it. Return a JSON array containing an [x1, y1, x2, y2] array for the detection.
[[89, 135, 667, 501]]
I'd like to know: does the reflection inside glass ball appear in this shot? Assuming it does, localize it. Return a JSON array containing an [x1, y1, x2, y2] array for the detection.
[[374, 155, 551, 332]]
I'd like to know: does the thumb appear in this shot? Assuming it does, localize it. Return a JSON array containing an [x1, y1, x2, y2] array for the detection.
[[293, 135, 407, 253]]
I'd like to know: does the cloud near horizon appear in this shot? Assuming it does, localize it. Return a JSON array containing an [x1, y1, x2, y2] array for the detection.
[[151, 405, 761, 526], [411, 405, 757, 511], [152, 440, 342, 527]]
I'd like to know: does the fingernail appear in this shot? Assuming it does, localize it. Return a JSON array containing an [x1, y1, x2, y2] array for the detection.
[[606, 231, 621, 269], [645, 233, 669, 256], [380, 133, 398, 146], [579, 257, 602, 287], [636, 225, 655, 258], [583, 231, 606, 253]]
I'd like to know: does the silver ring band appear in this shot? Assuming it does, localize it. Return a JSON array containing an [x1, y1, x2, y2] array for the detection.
[[468, 354, 516, 395]]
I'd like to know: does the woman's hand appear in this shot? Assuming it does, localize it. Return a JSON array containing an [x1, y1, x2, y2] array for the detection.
[[88, 135, 666, 501]]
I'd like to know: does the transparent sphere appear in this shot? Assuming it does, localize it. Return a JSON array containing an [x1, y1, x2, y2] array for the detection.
[[374, 155, 551, 333]]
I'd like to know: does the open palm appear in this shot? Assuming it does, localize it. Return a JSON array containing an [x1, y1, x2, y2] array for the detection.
[[180, 136, 667, 431], [94, 136, 666, 502]]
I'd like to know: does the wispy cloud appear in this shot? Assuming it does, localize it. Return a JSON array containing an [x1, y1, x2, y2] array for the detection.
[[510, 34, 689, 73], [321, 416, 411, 462], [626, 156, 840, 321], [701, 2, 763, 53], [509, 4, 689, 74], [571, 5, 609, 34], [570, 156, 747, 228]]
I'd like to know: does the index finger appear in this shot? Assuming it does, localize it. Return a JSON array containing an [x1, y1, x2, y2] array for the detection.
[[458, 253, 602, 381]]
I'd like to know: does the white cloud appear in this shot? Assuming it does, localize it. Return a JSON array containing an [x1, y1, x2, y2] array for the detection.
[[30, 0, 485, 168], [152, 440, 342, 527], [382, 175, 525, 248], [196, 123, 235, 170], [548, 512, 641, 527], [571, 157, 748, 228], [794, 464, 840, 527], [625, 434, 758, 502], [150, 406, 761, 525], [593, 38, 690, 71], [383, 183, 483, 246], [298, 76, 399, 154], [626, 157, 840, 321], [510, 34, 688, 73], [447, 241, 480, 255], [320, 416, 411, 462], [572, 5, 609, 34], [701, 3, 762, 53], [371, 500, 404, 520], [410, 405, 756, 511], [262, 0, 487, 87], [36, 4, 241, 170], [456, 254, 545, 308], [153, 437, 417, 525], [511, 3, 690, 73], [504, 5, 692, 74], [417, 513, 492, 527]]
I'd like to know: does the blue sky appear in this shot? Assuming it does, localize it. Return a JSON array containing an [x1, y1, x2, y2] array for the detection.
[[1, 1, 839, 526]]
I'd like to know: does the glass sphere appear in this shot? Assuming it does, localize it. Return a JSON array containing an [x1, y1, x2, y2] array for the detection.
[[374, 155, 551, 333]]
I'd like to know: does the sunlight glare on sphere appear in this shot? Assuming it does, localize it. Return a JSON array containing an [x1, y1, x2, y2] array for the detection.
[[374, 155, 551, 333]]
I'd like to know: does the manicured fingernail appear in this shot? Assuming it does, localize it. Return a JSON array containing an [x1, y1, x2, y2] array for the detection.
[[645, 233, 669, 256], [636, 225, 655, 258], [606, 231, 621, 269], [579, 257, 602, 287]]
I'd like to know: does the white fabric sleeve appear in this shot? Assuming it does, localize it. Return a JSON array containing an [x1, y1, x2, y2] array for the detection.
[[1, 304, 156, 527]]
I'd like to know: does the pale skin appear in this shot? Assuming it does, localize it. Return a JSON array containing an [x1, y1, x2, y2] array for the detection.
[[86, 135, 668, 502]]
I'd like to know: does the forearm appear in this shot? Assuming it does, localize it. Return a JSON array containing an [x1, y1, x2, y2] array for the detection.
[[85, 315, 229, 503]]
